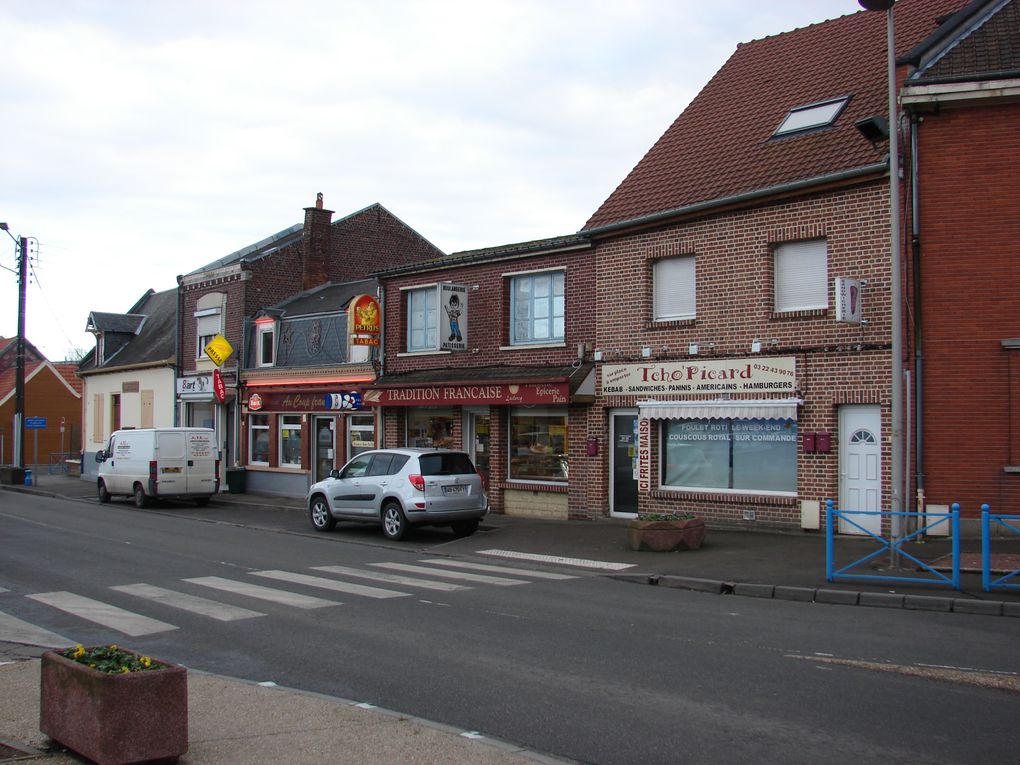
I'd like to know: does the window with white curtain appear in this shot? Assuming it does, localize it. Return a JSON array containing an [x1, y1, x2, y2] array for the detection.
[[510, 270, 565, 345], [774, 239, 828, 312], [406, 286, 438, 352], [653, 256, 696, 321]]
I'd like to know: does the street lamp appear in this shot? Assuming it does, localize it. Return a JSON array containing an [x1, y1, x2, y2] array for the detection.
[[858, 0, 905, 547], [1, 221, 29, 471]]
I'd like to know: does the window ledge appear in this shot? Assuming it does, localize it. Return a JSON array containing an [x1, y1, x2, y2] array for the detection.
[[397, 350, 451, 358], [499, 342, 566, 351], [650, 489, 797, 505], [647, 319, 696, 330], [770, 308, 828, 320], [501, 481, 569, 493], [1004, 466, 1020, 473]]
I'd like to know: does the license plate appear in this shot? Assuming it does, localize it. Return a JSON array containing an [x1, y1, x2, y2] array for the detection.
[[443, 485, 467, 496]]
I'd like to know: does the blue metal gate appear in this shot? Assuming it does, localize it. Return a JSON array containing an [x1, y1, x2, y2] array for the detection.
[[982, 505, 1020, 592], [825, 499, 961, 589]]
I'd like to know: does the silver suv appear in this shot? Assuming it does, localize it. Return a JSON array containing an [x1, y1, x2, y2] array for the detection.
[[307, 448, 488, 540]]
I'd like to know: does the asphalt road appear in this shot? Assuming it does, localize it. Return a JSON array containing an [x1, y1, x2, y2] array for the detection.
[[2, 491, 1018, 764]]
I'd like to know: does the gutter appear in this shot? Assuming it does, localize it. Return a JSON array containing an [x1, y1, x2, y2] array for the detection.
[[580, 164, 889, 238]]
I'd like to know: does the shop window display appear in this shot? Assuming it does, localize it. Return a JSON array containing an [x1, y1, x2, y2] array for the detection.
[[407, 409, 454, 448], [249, 415, 269, 465], [509, 409, 568, 482], [280, 415, 302, 468]]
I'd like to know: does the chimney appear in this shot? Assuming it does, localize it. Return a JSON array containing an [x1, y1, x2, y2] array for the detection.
[[302, 192, 334, 290]]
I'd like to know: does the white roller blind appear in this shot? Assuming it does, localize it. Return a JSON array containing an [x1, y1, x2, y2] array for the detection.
[[653, 256, 696, 320], [775, 239, 827, 312]]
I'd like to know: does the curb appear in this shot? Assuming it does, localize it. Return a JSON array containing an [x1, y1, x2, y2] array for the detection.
[[619, 574, 1018, 617]]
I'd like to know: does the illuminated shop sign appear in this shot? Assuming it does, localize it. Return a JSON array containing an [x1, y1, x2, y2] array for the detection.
[[364, 382, 568, 406]]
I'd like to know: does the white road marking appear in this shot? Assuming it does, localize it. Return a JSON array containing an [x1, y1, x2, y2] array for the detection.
[[476, 549, 637, 570], [251, 570, 410, 599], [313, 565, 470, 592], [0, 608, 76, 647], [27, 591, 178, 636], [418, 558, 578, 580], [110, 583, 265, 621], [370, 562, 528, 586], [183, 577, 338, 609]]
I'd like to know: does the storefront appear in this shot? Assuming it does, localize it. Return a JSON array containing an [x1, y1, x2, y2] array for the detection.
[[240, 375, 377, 496], [600, 357, 804, 522], [367, 365, 594, 518], [176, 372, 234, 469]]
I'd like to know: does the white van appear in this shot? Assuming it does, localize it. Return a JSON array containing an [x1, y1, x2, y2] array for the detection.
[[96, 428, 219, 508]]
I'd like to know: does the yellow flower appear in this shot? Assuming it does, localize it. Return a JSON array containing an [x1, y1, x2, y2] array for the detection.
[[72, 645, 85, 659], [140, 656, 152, 668], [120, 666, 130, 673]]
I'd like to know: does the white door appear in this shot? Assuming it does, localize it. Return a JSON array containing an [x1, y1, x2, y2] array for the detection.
[[838, 405, 882, 535]]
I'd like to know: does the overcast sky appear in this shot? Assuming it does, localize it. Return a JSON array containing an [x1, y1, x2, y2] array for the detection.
[[1, 0, 857, 362]]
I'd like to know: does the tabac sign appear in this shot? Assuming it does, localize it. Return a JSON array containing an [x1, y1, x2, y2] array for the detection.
[[348, 295, 381, 346], [601, 357, 797, 396]]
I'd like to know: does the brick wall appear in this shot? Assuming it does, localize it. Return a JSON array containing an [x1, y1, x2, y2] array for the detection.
[[590, 182, 894, 528], [914, 102, 1020, 515]]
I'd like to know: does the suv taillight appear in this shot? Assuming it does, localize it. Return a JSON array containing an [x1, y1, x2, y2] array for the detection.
[[409, 474, 425, 492]]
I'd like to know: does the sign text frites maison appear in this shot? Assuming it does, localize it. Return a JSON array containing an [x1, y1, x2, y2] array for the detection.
[[601, 357, 796, 396]]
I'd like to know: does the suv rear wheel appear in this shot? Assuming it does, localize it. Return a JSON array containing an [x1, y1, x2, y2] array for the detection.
[[381, 502, 409, 541], [309, 495, 336, 532]]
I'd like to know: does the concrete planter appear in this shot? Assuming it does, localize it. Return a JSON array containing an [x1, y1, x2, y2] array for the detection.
[[40, 648, 188, 765], [627, 517, 707, 552]]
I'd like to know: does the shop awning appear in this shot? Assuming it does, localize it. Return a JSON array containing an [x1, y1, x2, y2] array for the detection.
[[638, 398, 803, 420]]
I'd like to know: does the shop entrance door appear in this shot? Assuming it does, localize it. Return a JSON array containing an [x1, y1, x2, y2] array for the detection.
[[838, 405, 882, 535], [314, 417, 335, 483], [610, 410, 639, 517], [464, 409, 491, 489]]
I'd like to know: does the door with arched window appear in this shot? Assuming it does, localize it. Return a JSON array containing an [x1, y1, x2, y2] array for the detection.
[[838, 405, 882, 535]]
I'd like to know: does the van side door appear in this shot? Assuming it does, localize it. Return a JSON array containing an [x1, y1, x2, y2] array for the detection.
[[186, 431, 217, 495], [155, 431, 187, 495]]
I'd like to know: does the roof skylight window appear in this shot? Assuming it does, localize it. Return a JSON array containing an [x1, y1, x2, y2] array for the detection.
[[773, 97, 849, 137]]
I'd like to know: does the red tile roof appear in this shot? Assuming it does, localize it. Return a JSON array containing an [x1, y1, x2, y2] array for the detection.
[[582, 0, 969, 233]]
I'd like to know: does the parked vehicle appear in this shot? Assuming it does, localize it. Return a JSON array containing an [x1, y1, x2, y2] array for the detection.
[[95, 428, 219, 508], [307, 448, 488, 540]]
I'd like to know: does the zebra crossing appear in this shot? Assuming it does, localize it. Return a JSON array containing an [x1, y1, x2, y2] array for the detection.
[[1, 558, 579, 643]]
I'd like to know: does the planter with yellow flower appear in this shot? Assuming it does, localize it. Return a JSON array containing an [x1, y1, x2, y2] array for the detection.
[[40, 644, 188, 765]]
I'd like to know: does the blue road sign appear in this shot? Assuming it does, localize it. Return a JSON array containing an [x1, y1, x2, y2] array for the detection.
[[25, 417, 47, 429]]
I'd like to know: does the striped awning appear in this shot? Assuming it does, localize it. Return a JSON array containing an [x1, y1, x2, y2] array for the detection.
[[638, 398, 803, 420]]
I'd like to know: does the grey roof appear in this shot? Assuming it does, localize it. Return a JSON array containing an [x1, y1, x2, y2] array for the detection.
[[373, 234, 590, 278], [902, 0, 1020, 84], [186, 223, 304, 276], [264, 278, 379, 318], [79, 288, 178, 372], [86, 312, 146, 334]]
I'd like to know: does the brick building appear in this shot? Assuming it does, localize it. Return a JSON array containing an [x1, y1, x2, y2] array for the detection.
[[899, 0, 1020, 521], [177, 195, 445, 481], [0, 337, 82, 472], [369, 235, 595, 518], [578, 0, 968, 531]]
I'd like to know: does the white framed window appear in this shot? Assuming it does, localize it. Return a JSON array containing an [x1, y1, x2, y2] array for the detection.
[[774, 97, 848, 137], [653, 257, 696, 321], [511, 271, 565, 345], [349, 413, 376, 456], [279, 415, 302, 468], [775, 239, 828, 312], [407, 286, 438, 352], [248, 414, 269, 466], [257, 322, 275, 367], [195, 293, 225, 360]]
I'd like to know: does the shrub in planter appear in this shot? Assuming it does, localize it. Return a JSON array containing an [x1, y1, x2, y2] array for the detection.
[[627, 512, 706, 552], [40, 644, 188, 765]]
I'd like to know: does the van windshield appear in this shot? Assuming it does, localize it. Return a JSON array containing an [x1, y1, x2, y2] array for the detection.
[[418, 453, 476, 476]]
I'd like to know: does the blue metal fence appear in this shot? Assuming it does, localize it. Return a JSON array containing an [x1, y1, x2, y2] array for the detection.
[[825, 499, 961, 589], [981, 505, 1020, 592]]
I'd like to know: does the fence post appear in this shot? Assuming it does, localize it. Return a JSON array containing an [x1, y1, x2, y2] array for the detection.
[[981, 504, 991, 593], [950, 503, 961, 590], [825, 499, 834, 582]]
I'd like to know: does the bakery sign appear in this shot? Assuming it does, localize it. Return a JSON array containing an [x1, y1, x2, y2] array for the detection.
[[601, 357, 797, 396], [363, 382, 569, 406]]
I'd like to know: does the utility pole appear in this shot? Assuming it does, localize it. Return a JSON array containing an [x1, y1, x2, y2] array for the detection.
[[15, 236, 28, 469]]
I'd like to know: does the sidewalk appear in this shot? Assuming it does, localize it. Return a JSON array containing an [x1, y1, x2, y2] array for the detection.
[[2, 474, 1018, 763]]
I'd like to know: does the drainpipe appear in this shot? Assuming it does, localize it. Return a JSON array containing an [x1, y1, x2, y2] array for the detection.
[[910, 111, 926, 538], [174, 275, 183, 427]]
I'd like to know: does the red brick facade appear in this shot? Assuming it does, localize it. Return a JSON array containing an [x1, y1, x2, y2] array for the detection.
[[910, 101, 1020, 516]]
